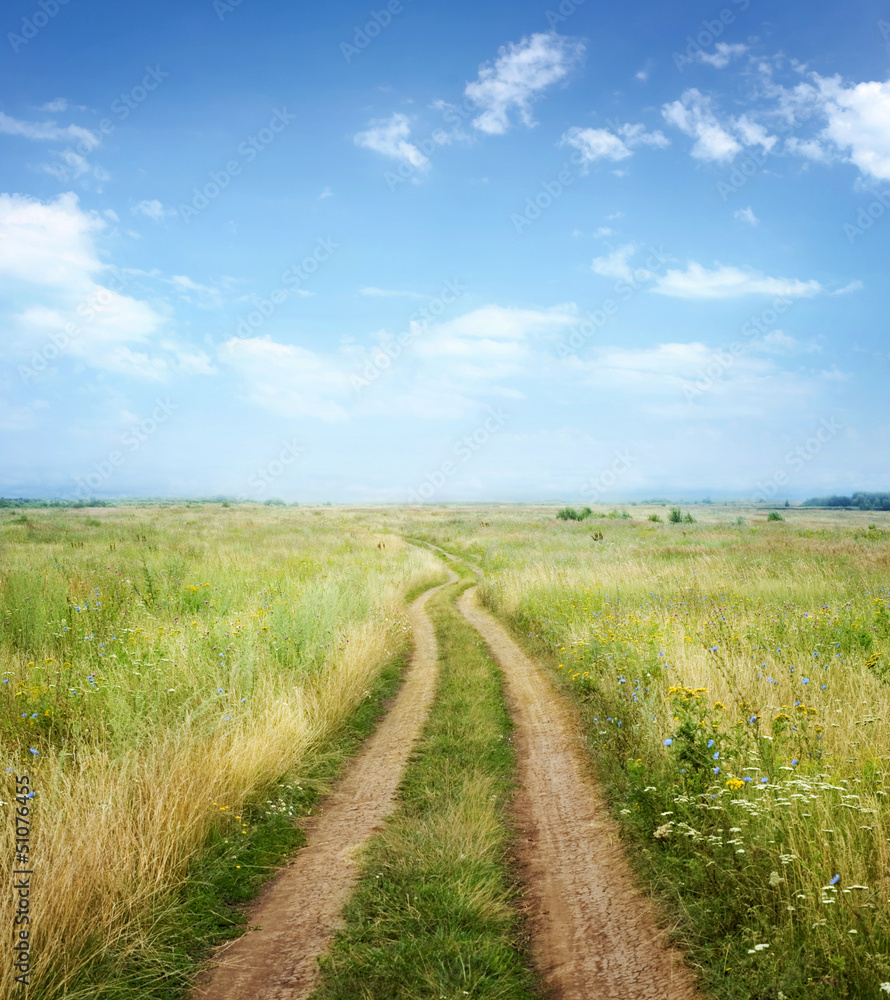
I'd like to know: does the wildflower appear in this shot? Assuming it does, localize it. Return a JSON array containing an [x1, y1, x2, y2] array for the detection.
[[713, 751, 719, 759], [708, 739, 715, 748], [663, 738, 673, 746], [28, 748, 38, 755], [802, 678, 809, 684], [760, 777, 768, 784], [830, 874, 840, 885], [713, 767, 720, 774]]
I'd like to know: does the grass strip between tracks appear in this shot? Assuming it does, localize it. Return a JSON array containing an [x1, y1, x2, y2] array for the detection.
[[310, 565, 538, 1000]]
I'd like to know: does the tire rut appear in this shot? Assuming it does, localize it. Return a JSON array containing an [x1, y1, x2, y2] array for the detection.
[[456, 585, 702, 1000], [192, 570, 456, 1000]]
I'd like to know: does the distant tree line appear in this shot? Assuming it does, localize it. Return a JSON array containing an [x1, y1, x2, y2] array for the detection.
[[0, 498, 111, 508], [801, 492, 890, 511]]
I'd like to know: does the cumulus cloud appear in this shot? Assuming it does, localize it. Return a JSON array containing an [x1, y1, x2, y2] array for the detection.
[[734, 206, 759, 225], [219, 336, 351, 421], [815, 75, 890, 181], [652, 262, 823, 299], [697, 42, 747, 69], [132, 199, 170, 222], [354, 113, 429, 171], [560, 122, 669, 168], [591, 244, 639, 282], [465, 32, 584, 135], [661, 89, 744, 162], [0, 192, 210, 379]]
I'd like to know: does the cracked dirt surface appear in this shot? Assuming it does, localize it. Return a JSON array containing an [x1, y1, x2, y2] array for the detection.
[[457, 585, 702, 1000], [192, 568, 455, 1000]]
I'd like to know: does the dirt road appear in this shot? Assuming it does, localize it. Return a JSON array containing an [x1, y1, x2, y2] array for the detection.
[[457, 585, 701, 1000], [193, 569, 454, 1000]]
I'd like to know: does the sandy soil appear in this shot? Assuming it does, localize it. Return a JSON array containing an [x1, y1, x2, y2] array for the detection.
[[457, 586, 702, 1000], [192, 569, 455, 1000]]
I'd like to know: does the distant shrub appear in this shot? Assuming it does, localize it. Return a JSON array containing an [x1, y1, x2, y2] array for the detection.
[[767, 511, 785, 521], [668, 507, 682, 523], [557, 507, 594, 522], [682, 513, 695, 523], [557, 507, 581, 521], [648, 513, 662, 523]]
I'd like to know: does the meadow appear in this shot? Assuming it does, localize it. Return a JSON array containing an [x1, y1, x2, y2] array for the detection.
[[390, 503, 890, 998], [3, 501, 890, 999], [0, 505, 442, 998]]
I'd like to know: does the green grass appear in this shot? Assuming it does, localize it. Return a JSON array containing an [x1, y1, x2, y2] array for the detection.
[[310, 572, 538, 1000], [50, 652, 410, 1000]]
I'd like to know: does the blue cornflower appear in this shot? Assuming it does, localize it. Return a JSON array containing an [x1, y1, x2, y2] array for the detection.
[[664, 738, 673, 746], [791, 759, 798, 766], [708, 739, 715, 748], [813, 651, 819, 657], [217, 688, 224, 694], [713, 766, 720, 774], [28, 748, 38, 755], [802, 678, 809, 684], [743, 776, 752, 783], [713, 751, 720, 759], [749, 715, 758, 724], [830, 874, 840, 885], [760, 777, 768, 783]]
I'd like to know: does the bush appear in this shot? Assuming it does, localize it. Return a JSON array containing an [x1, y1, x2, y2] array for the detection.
[[668, 507, 682, 523], [648, 514, 662, 523], [767, 511, 785, 521], [557, 507, 594, 522]]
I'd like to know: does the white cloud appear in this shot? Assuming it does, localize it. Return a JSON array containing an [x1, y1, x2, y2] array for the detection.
[[593, 226, 614, 238], [733, 114, 778, 153], [132, 199, 170, 222], [561, 126, 631, 163], [734, 206, 759, 225], [785, 136, 831, 162], [661, 89, 742, 162], [832, 280, 864, 295], [697, 42, 748, 69], [465, 32, 584, 135], [0, 192, 208, 379], [354, 113, 429, 172], [560, 122, 669, 168], [219, 336, 352, 421], [652, 262, 823, 299], [815, 75, 890, 181], [0, 111, 96, 147], [318, 186, 333, 199], [591, 244, 638, 282]]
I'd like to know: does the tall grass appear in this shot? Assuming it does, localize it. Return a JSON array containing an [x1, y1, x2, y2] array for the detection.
[[0, 506, 443, 997], [400, 505, 890, 997]]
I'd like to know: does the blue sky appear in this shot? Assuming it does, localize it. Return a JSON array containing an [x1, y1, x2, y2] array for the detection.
[[1, 0, 888, 502]]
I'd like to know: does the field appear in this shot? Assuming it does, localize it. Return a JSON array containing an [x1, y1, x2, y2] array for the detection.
[[3, 502, 890, 998]]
